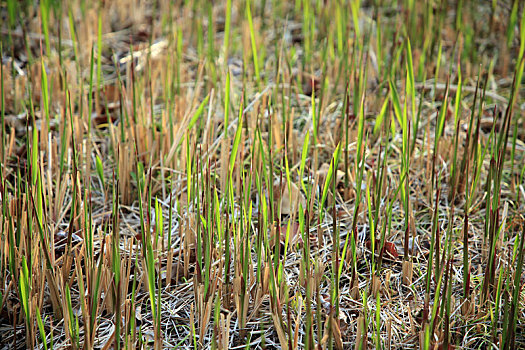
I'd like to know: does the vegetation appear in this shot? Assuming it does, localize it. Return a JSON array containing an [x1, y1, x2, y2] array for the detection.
[[1, 0, 524, 348]]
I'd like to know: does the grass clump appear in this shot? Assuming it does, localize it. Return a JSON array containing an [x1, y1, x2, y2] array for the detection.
[[1, 0, 525, 349]]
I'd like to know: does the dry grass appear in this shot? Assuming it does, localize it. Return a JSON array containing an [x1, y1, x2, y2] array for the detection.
[[1, 0, 525, 349]]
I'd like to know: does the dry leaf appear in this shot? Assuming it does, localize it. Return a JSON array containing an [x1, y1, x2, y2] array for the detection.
[[274, 179, 306, 216], [383, 241, 399, 259], [317, 163, 345, 187], [278, 222, 302, 248], [271, 307, 289, 350], [365, 239, 399, 260]]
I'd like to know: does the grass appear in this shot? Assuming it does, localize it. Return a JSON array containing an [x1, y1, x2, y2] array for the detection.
[[1, 0, 525, 349]]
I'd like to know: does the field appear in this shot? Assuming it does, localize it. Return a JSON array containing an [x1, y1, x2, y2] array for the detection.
[[1, 0, 525, 349]]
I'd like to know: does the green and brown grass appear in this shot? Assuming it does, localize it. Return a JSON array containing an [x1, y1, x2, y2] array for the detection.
[[1, 0, 525, 349]]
